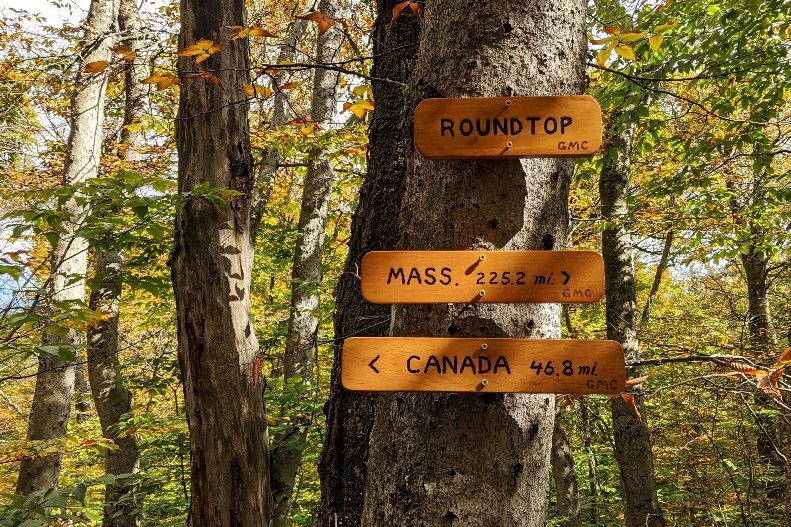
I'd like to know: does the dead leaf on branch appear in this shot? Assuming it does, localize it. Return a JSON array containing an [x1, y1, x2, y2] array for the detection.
[[140, 73, 180, 91], [757, 372, 782, 400], [621, 393, 642, 422], [242, 84, 273, 98], [296, 11, 336, 35], [391, 1, 420, 27], [84, 60, 108, 73], [624, 375, 648, 388], [724, 361, 765, 376], [186, 71, 222, 86], [111, 45, 136, 61]]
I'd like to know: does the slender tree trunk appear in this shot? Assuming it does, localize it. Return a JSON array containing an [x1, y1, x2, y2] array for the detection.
[[171, 0, 272, 524], [269, 1, 342, 524], [361, 1, 586, 524], [250, 11, 310, 236], [552, 412, 582, 527], [86, 0, 147, 523], [640, 220, 674, 324], [16, 0, 119, 495], [600, 118, 665, 527], [580, 399, 599, 526], [318, 2, 421, 525]]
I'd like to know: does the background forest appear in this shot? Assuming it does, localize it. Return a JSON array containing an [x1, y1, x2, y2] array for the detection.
[[0, 0, 789, 525]]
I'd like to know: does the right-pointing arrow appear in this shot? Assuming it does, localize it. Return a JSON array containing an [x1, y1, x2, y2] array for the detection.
[[368, 355, 381, 374]]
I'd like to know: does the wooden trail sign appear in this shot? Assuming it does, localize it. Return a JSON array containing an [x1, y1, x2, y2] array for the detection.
[[413, 95, 602, 159], [342, 337, 625, 394], [360, 250, 604, 304]]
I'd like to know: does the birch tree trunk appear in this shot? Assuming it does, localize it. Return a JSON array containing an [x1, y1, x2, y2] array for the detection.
[[171, 0, 272, 524], [269, 1, 342, 524], [16, 0, 119, 495], [318, 2, 421, 524], [86, 0, 147, 522], [361, 1, 586, 524], [600, 119, 665, 527]]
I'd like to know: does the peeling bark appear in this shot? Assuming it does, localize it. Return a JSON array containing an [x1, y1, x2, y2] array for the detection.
[[600, 118, 665, 527], [318, 2, 420, 525], [171, 0, 272, 524], [269, 0, 342, 524], [16, 0, 120, 495], [361, 1, 586, 525]]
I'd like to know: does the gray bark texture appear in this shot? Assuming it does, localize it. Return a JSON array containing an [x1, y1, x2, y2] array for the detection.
[[86, 0, 147, 523], [317, 1, 421, 524], [171, 0, 272, 524], [16, 0, 120, 495], [361, 1, 587, 525], [640, 225, 673, 325], [250, 11, 310, 236], [552, 413, 581, 527], [600, 119, 665, 527], [269, 0, 342, 524]]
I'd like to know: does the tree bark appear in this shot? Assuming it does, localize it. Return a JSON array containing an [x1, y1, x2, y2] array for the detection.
[[171, 0, 272, 524], [600, 118, 665, 527], [16, 0, 120, 495], [86, 0, 147, 523], [318, 2, 421, 525], [640, 222, 673, 325], [361, 1, 586, 525], [552, 413, 581, 527], [269, 0, 342, 524]]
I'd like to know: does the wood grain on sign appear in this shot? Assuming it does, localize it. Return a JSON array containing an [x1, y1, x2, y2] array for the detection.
[[360, 250, 604, 304], [413, 95, 602, 159], [342, 337, 625, 394]]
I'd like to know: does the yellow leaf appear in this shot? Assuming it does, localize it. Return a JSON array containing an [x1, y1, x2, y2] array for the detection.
[[614, 44, 636, 61], [347, 99, 374, 119], [596, 45, 613, 67], [141, 73, 180, 91], [296, 11, 336, 35], [227, 24, 278, 40], [654, 19, 678, 33], [352, 85, 371, 97], [84, 60, 108, 73], [177, 38, 223, 64], [111, 45, 136, 61], [648, 34, 664, 51], [242, 84, 273, 98], [589, 35, 619, 45], [279, 81, 299, 90], [618, 30, 646, 43], [300, 121, 319, 135]]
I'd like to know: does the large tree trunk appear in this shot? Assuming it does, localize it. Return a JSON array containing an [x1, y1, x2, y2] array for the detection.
[[16, 0, 120, 495], [269, 0, 342, 524], [171, 0, 272, 524], [552, 412, 581, 527], [361, 1, 586, 525], [317, 2, 421, 525], [600, 119, 665, 527], [86, 0, 147, 523]]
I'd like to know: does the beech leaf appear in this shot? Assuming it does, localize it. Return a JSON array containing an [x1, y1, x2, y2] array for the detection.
[[296, 11, 336, 35], [648, 34, 664, 51], [621, 393, 642, 422], [111, 45, 136, 61], [177, 38, 223, 64], [84, 60, 109, 73], [227, 24, 278, 40], [391, 1, 420, 27], [614, 44, 636, 61]]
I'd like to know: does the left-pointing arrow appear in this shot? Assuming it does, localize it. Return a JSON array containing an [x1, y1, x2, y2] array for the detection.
[[368, 355, 381, 374]]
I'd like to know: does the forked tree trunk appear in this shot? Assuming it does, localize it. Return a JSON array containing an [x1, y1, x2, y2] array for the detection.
[[86, 0, 147, 523], [600, 118, 665, 527], [171, 0, 272, 524], [16, 0, 120, 495], [269, 0, 342, 524], [318, 1, 421, 524], [361, 1, 586, 524]]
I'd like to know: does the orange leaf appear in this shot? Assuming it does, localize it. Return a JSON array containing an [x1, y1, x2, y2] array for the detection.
[[279, 81, 300, 90], [604, 26, 621, 35], [296, 11, 336, 35], [111, 45, 136, 61], [140, 73, 180, 91], [177, 38, 223, 64], [186, 71, 222, 85], [621, 393, 642, 422], [242, 84, 273, 98], [725, 361, 765, 376], [391, 1, 420, 27], [84, 60, 109, 73], [777, 347, 791, 365], [251, 357, 265, 388], [624, 376, 648, 388], [299, 121, 319, 136]]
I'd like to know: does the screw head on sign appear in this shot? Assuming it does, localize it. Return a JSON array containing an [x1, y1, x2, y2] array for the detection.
[[506, 141, 513, 148], [481, 342, 488, 350], [481, 378, 489, 386], [479, 254, 486, 261], [479, 290, 486, 297], [505, 100, 512, 106]]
